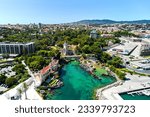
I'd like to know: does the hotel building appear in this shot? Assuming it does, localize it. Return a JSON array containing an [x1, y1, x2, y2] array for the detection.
[[0, 42, 35, 55]]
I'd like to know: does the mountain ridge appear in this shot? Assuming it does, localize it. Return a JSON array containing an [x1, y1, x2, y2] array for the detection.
[[70, 19, 150, 25]]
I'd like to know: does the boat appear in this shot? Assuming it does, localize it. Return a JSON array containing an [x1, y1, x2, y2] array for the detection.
[[131, 93, 135, 96], [49, 79, 64, 89]]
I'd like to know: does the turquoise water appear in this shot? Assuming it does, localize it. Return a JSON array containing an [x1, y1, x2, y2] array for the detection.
[[120, 93, 150, 100], [47, 61, 116, 100]]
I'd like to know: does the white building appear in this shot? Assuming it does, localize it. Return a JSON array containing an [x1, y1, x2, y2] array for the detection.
[[0, 42, 35, 55], [140, 39, 150, 56], [90, 30, 98, 39], [0, 36, 3, 39]]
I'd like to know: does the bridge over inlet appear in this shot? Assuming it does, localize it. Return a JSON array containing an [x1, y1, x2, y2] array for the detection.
[[62, 55, 82, 60]]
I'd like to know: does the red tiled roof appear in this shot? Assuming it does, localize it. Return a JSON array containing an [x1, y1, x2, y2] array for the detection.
[[40, 60, 58, 76], [40, 65, 50, 75]]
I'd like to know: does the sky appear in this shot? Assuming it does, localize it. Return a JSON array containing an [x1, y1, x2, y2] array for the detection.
[[0, 0, 150, 24]]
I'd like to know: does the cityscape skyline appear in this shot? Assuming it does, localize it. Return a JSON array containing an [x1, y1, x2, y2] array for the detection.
[[0, 0, 150, 24]]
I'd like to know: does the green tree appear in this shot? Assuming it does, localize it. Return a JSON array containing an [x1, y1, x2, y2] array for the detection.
[[109, 65, 116, 72], [100, 52, 111, 63], [17, 88, 23, 100], [108, 56, 123, 68], [116, 70, 126, 80], [114, 30, 136, 37], [0, 74, 7, 84], [5, 77, 17, 87], [29, 61, 40, 70], [26, 56, 46, 70], [81, 53, 87, 59], [81, 45, 91, 54], [23, 83, 28, 100], [12, 64, 25, 74]]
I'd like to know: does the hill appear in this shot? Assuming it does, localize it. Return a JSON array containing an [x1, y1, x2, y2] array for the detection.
[[71, 19, 150, 25]]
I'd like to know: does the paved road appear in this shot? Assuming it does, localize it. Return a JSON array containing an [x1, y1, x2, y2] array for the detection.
[[104, 43, 120, 50], [126, 65, 150, 75], [22, 60, 35, 79]]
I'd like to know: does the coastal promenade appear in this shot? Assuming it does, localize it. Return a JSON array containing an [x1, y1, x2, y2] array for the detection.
[[99, 74, 150, 100], [22, 60, 36, 80], [96, 65, 150, 100], [96, 81, 123, 100], [96, 67, 122, 100]]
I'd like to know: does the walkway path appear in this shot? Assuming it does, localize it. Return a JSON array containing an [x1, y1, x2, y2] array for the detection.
[[98, 74, 150, 100], [22, 60, 35, 79], [96, 80, 123, 100]]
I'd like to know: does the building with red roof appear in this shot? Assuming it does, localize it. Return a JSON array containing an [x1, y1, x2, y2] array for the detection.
[[34, 59, 59, 86], [40, 65, 51, 82]]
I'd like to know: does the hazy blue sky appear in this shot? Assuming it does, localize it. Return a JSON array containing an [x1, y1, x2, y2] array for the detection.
[[0, 0, 150, 24]]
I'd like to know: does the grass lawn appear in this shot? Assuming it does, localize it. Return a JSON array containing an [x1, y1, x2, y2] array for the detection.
[[94, 67, 108, 76]]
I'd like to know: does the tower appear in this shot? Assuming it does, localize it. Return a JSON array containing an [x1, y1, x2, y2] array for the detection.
[[63, 42, 68, 55]]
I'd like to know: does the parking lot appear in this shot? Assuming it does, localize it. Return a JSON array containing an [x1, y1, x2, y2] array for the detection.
[[0, 84, 8, 92], [0, 65, 15, 92], [0, 66, 16, 78]]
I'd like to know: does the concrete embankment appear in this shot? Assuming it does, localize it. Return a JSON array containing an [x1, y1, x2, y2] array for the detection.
[[96, 80, 123, 100]]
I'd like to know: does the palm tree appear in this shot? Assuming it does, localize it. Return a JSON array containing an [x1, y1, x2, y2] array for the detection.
[[17, 88, 22, 100], [23, 83, 28, 100]]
